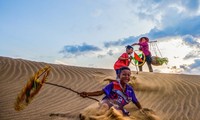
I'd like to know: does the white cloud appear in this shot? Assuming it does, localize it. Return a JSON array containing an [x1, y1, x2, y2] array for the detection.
[[2, 0, 200, 75]]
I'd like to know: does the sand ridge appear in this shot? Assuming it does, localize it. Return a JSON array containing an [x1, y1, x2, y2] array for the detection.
[[0, 56, 200, 120]]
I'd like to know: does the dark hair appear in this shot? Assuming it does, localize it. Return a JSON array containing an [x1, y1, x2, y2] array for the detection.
[[119, 66, 131, 75], [126, 45, 133, 50]]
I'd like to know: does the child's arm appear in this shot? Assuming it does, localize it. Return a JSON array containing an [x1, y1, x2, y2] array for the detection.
[[118, 56, 129, 60], [131, 88, 143, 109], [118, 53, 132, 61], [80, 90, 104, 97], [135, 101, 142, 109], [135, 101, 146, 114], [131, 43, 139, 46]]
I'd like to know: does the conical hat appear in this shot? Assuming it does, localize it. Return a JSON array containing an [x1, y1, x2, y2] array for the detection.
[[139, 37, 149, 42]]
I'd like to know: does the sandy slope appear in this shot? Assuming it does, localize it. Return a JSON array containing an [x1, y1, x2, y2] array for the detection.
[[0, 56, 200, 120]]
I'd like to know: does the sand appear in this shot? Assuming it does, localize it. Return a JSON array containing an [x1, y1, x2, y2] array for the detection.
[[0, 56, 200, 120]]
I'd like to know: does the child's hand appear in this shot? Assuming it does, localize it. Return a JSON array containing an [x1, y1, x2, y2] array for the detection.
[[139, 108, 145, 114], [79, 92, 89, 98], [124, 111, 130, 116], [129, 56, 133, 60]]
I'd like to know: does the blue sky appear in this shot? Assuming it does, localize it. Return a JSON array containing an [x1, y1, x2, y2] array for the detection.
[[1, 0, 200, 75]]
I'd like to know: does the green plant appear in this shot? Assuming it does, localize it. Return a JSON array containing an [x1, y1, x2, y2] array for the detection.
[[156, 57, 168, 65]]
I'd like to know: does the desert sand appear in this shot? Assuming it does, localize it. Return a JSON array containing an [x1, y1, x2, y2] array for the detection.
[[0, 56, 200, 120]]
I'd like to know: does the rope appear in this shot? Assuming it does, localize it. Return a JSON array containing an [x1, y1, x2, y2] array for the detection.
[[150, 42, 152, 55], [152, 43, 158, 56], [44, 82, 100, 102], [150, 42, 155, 56], [156, 42, 163, 57], [149, 40, 162, 57]]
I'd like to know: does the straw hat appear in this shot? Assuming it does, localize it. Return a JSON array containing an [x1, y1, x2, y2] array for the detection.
[[139, 37, 149, 43]]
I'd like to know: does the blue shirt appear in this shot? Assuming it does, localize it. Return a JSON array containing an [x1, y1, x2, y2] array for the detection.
[[102, 81, 138, 107]]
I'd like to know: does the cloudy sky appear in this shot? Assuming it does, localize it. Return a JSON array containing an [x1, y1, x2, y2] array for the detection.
[[1, 0, 200, 75]]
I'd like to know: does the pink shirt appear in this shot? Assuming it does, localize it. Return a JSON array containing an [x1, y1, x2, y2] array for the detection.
[[114, 53, 130, 70], [138, 42, 151, 56]]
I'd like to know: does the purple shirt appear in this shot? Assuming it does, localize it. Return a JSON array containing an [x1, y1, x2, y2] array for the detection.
[[102, 82, 138, 107], [138, 42, 151, 56]]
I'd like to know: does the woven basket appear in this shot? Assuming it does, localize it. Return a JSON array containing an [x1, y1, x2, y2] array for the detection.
[[151, 56, 163, 66]]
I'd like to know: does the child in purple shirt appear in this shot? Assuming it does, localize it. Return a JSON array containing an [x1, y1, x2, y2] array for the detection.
[[132, 37, 153, 72], [80, 66, 143, 116]]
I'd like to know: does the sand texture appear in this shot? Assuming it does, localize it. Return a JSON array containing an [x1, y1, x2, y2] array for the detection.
[[0, 56, 200, 120]]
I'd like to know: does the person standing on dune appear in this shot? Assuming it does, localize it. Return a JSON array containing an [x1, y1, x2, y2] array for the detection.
[[80, 66, 144, 116], [132, 37, 153, 72]]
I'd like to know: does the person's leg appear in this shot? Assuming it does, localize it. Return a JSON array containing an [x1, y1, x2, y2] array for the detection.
[[146, 55, 153, 72], [139, 65, 143, 71], [115, 69, 120, 81], [138, 54, 145, 71], [99, 100, 112, 113], [115, 69, 120, 76], [98, 102, 110, 115], [147, 63, 153, 72]]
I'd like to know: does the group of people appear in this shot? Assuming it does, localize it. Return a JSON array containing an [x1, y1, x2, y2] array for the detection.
[[114, 36, 153, 74], [80, 37, 153, 116]]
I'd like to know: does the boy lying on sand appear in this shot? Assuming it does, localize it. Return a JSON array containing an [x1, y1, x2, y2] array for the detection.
[[80, 66, 144, 116]]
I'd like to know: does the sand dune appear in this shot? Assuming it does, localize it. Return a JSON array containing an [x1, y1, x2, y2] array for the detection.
[[0, 56, 200, 120]]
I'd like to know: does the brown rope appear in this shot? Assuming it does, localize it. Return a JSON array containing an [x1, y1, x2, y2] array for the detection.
[[44, 82, 100, 102]]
